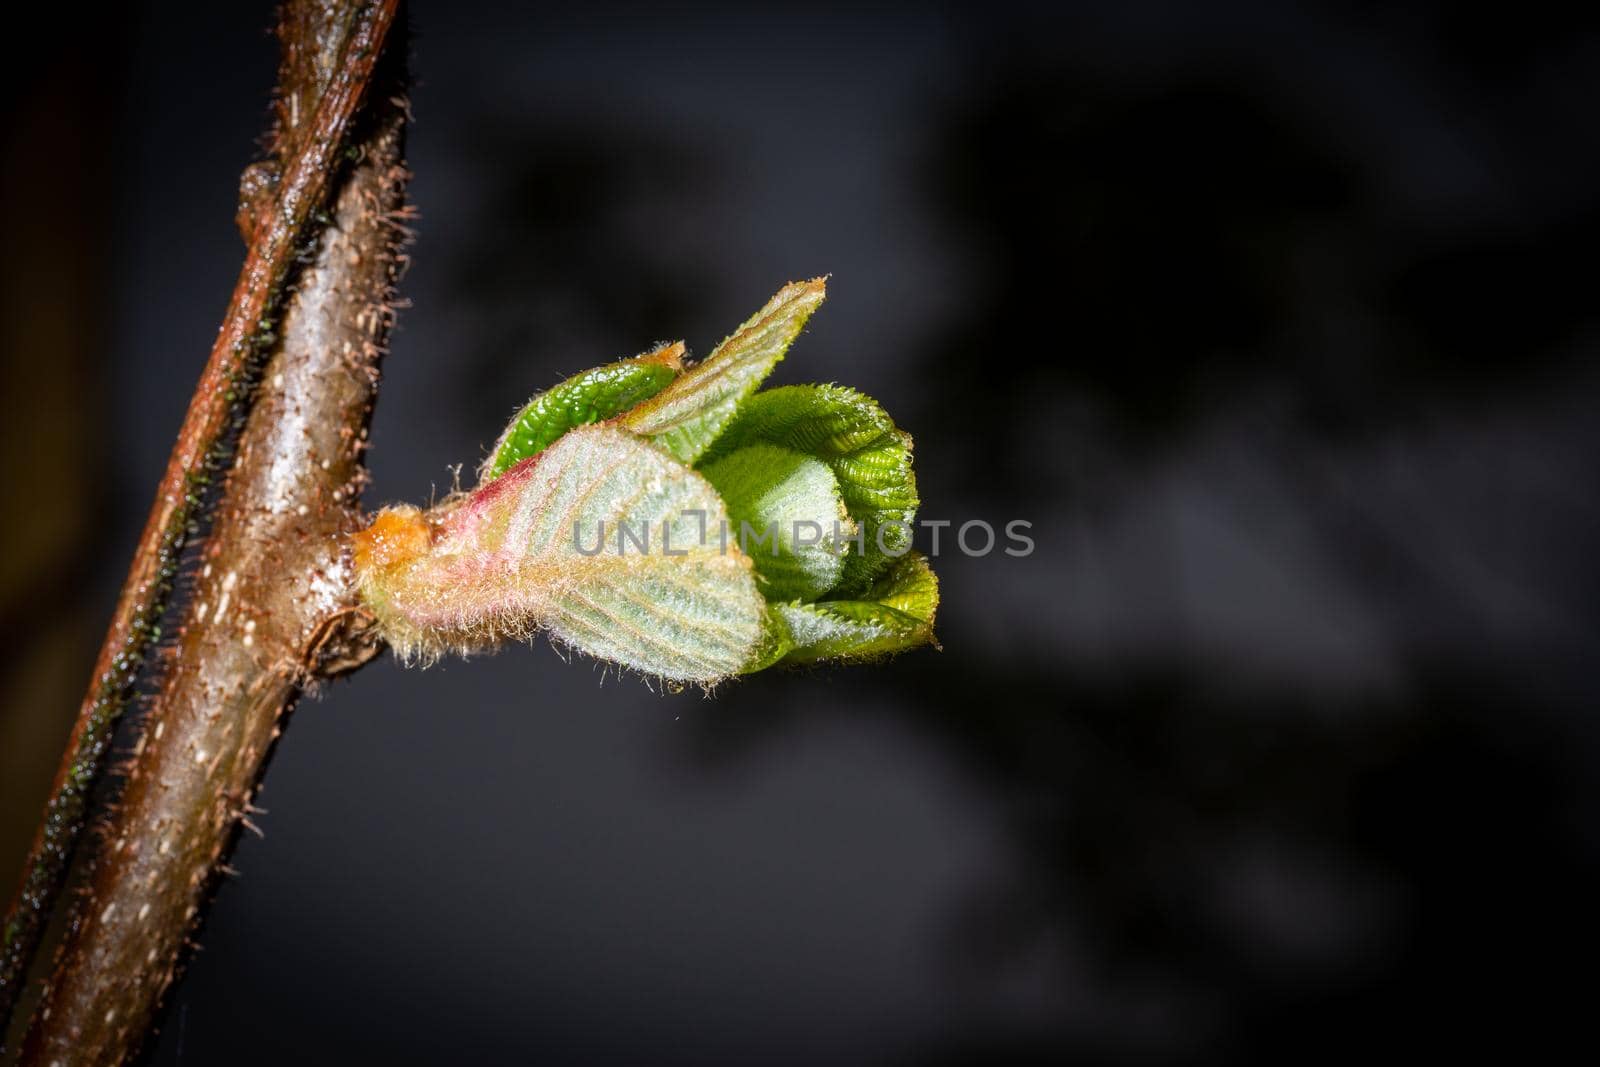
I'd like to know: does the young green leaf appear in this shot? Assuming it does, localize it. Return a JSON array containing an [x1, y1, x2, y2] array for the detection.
[[619, 278, 826, 463], [480, 341, 684, 482], [358, 425, 765, 683], [703, 384, 918, 593], [747, 551, 939, 669], [700, 443, 855, 603]]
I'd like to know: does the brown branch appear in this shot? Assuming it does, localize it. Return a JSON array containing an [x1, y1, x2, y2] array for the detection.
[[7, 1, 407, 1061]]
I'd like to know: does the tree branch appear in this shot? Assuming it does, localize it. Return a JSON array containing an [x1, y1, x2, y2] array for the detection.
[[6, 2, 407, 1060]]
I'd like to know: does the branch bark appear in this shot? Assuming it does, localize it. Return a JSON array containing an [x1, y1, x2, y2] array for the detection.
[[7, 2, 407, 1060]]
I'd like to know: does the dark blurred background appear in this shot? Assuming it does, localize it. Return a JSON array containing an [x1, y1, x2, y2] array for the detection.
[[4, 1, 1599, 1063]]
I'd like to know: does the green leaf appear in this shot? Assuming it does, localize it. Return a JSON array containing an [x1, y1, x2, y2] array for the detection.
[[702, 384, 918, 593], [357, 276, 940, 689], [361, 425, 765, 684], [619, 279, 826, 463], [747, 551, 939, 669], [480, 341, 683, 482], [700, 443, 854, 603]]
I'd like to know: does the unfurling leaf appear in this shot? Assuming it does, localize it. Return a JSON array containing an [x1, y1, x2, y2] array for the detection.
[[358, 425, 764, 682], [700, 443, 855, 603], [750, 552, 939, 670], [703, 385, 918, 592], [481, 341, 683, 482], [619, 278, 825, 462], [354, 278, 938, 686]]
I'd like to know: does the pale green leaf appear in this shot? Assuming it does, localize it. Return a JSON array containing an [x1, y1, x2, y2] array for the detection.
[[363, 425, 765, 683], [619, 279, 826, 463], [702, 384, 918, 593], [700, 443, 854, 603]]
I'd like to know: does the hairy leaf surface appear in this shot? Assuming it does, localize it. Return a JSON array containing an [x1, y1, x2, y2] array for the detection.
[[747, 552, 939, 669], [700, 443, 853, 603], [620, 279, 825, 462], [481, 342, 683, 482], [360, 425, 764, 682], [704, 384, 918, 592]]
